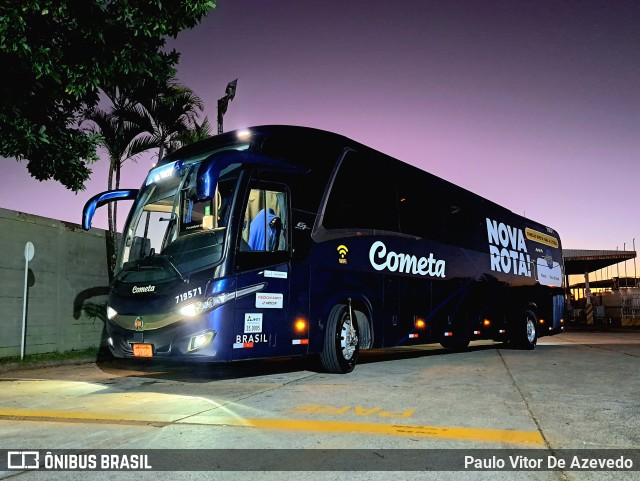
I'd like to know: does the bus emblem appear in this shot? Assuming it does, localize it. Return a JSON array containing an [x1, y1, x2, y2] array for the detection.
[[337, 245, 349, 264], [134, 317, 144, 331]]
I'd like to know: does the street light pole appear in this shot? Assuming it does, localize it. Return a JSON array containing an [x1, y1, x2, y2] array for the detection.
[[624, 242, 628, 289], [634, 238, 637, 288], [217, 79, 238, 134]]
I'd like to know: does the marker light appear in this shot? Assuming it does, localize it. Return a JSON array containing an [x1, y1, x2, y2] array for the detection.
[[539, 319, 545, 325], [237, 129, 251, 140], [146, 161, 177, 185], [415, 318, 426, 329], [294, 319, 308, 334], [107, 306, 118, 320], [483, 319, 491, 327]]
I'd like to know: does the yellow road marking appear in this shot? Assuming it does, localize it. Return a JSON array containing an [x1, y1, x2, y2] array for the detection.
[[0, 408, 543, 445], [0, 408, 173, 423], [233, 418, 543, 445]]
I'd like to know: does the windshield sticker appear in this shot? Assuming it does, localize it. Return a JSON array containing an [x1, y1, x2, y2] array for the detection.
[[525, 228, 559, 248], [536, 250, 563, 287], [486, 218, 532, 277], [263, 270, 287, 279], [369, 241, 445, 278], [244, 313, 263, 333], [256, 293, 284, 309]]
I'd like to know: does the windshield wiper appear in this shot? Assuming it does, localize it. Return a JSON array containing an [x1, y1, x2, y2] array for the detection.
[[164, 256, 187, 283], [115, 253, 187, 284]]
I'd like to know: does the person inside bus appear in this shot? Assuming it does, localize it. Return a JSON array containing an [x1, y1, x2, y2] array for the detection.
[[248, 208, 281, 251]]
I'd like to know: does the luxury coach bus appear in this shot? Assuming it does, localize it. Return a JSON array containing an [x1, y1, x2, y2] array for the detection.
[[82, 125, 565, 373]]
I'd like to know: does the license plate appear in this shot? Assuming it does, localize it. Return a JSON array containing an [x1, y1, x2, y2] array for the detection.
[[132, 344, 153, 358]]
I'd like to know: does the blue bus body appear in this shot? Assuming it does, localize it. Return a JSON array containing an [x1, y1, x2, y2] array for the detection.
[[83, 125, 565, 373]]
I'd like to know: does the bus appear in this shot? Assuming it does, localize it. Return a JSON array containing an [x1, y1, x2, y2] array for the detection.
[[82, 125, 565, 373]]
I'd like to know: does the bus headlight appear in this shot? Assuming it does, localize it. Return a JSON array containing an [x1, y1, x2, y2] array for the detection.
[[107, 306, 118, 320], [177, 292, 237, 318], [176, 286, 264, 319], [178, 300, 213, 318]]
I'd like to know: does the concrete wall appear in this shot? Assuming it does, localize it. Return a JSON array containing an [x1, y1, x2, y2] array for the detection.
[[0, 208, 110, 358]]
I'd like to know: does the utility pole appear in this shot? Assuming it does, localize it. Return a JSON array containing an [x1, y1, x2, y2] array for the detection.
[[217, 79, 237, 134], [634, 238, 637, 288], [624, 242, 628, 289]]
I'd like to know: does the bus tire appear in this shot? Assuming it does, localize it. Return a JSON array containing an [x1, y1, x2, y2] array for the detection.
[[440, 339, 470, 351], [513, 309, 538, 350], [320, 304, 359, 374]]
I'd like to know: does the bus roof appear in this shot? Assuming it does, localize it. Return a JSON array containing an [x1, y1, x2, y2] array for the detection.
[[159, 124, 559, 242]]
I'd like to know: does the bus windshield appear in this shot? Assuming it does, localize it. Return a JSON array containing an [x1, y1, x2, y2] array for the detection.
[[115, 161, 242, 282]]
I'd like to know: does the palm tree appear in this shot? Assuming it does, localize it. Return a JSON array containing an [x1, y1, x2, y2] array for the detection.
[[127, 80, 208, 162], [86, 88, 151, 280], [87, 80, 210, 279], [174, 116, 213, 147]]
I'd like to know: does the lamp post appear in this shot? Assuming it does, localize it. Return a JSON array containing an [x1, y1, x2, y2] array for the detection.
[[624, 242, 628, 289], [217, 79, 238, 134], [634, 238, 637, 288]]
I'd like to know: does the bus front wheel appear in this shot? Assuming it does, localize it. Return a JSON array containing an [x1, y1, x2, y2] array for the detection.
[[320, 304, 360, 374]]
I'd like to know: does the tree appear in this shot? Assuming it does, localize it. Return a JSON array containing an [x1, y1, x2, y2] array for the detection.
[[128, 80, 209, 161], [175, 116, 213, 147], [88, 80, 210, 280], [86, 87, 153, 279], [0, 0, 215, 192]]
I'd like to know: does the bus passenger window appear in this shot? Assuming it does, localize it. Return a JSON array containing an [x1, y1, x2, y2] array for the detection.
[[240, 187, 288, 252]]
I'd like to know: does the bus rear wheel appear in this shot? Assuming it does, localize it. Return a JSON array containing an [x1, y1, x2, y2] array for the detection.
[[511, 310, 538, 350], [320, 304, 359, 374]]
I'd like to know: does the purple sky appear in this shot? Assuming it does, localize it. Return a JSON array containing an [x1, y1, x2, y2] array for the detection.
[[1, 0, 639, 263]]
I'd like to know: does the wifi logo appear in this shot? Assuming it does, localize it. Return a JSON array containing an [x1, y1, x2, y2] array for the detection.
[[337, 245, 349, 264]]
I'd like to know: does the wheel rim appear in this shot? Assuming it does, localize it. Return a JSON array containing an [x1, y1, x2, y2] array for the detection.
[[526, 316, 536, 344], [340, 314, 358, 360]]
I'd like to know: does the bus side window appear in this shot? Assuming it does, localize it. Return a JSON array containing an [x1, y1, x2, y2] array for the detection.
[[240, 187, 288, 252], [397, 165, 445, 242], [323, 150, 399, 232]]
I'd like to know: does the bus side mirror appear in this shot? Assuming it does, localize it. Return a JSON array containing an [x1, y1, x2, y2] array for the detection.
[[82, 189, 139, 230]]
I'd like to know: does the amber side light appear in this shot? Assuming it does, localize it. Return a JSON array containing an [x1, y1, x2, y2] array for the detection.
[[294, 319, 307, 333], [415, 318, 426, 329]]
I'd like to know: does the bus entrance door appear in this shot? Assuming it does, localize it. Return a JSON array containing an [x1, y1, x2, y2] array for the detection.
[[232, 266, 290, 360]]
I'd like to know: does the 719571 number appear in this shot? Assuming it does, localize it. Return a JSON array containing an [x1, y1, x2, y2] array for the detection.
[[175, 287, 202, 303]]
